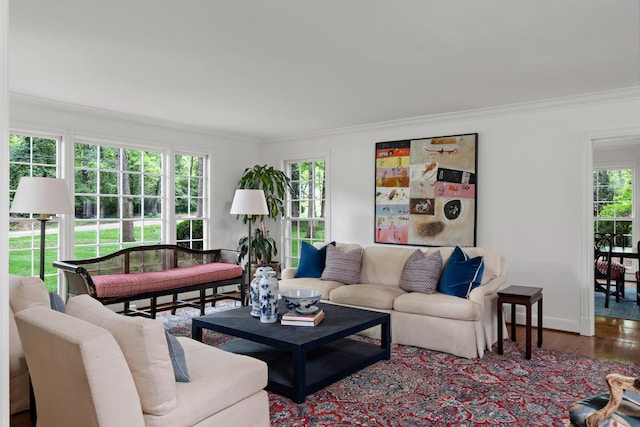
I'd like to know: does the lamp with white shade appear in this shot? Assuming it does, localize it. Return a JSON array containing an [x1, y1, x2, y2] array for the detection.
[[10, 177, 74, 280], [230, 189, 269, 305]]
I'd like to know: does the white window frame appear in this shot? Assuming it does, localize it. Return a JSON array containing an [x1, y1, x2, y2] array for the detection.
[[72, 139, 165, 258], [593, 165, 636, 278], [8, 131, 64, 290], [284, 156, 328, 268], [174, 151, 209, 249]]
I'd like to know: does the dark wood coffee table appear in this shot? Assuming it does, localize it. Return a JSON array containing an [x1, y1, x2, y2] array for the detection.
[[192, 301, 391, 403]]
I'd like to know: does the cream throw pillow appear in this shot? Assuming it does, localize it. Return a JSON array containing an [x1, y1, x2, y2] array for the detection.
[[66, 295, 177, 416], [10, 276, 50, 313]]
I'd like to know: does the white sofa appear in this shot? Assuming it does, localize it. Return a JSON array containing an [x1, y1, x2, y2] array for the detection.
[[279, 243, 507, 359], [10, 275, 271, 426]]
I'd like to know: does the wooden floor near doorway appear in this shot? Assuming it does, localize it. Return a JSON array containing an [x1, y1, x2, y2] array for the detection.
[[10, 316, 640, 426], [534, 315, 640, 364]]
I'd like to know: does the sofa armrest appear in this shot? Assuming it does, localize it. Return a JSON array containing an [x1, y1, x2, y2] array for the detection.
[[281, 267, 297, 280], [469, 276, 506, 305]]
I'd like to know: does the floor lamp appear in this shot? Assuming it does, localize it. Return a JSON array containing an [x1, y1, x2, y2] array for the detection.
[[230, 189, 269, 305], [10, 177, 74, 281]]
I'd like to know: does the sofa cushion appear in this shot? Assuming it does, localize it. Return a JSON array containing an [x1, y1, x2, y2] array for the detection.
[[400, 250, 442, 294], [10, 276, 50, 314], [393, 291, 482, 321], [91, 263, 243, 298], [329, 284, 405, 310], [295, 241, 335, 278], [165, 331, 190, 382], [438, 246, 484, 298], [321, 244, 363, 285], [146, 337, 268, 426], [66, 295, 177, 416], [360, 246, 416, 286]]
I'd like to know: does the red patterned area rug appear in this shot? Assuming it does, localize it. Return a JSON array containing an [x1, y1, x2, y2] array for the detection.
[[160, 305, 639, 427]]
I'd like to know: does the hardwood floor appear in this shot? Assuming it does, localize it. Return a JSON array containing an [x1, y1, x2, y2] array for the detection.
[[534, 315, 640, 364], [10, 316, 640, 426]]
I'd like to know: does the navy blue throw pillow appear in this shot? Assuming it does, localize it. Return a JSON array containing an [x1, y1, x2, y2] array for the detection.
[[295, 241, 336, 278], [438, 246, 485, 299]]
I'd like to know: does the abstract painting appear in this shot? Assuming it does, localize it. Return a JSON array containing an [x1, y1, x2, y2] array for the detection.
[[375, 133, 477, 246]]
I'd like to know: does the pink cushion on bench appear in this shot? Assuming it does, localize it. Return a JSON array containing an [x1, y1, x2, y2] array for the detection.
[[92, 263, 243, 298]]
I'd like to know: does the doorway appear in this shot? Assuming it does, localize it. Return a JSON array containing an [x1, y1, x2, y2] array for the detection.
[[586, 128, 640, 335]]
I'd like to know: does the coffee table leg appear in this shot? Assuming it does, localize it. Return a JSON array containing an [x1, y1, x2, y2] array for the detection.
[[192, 324, 203, 342], [381, 318, 391, 359], [292, 347, 306, 404]]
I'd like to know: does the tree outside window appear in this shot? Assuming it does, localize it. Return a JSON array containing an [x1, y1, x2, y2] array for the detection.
[[593, 168, 633, 247]]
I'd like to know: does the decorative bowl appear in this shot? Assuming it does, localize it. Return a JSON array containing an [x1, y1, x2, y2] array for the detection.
[[280, 289, 322, 313]]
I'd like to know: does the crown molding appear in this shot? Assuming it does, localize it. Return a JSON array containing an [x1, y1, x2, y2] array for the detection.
[[9, 92, 261, 143], [10, 87, 639, 145], [265, 86, 640, 144]]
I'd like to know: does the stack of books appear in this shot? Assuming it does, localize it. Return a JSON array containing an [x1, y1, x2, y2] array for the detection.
[[280, 308, 325, 327]]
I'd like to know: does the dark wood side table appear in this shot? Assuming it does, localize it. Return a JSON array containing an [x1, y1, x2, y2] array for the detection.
[[497, 285, 543, 360]]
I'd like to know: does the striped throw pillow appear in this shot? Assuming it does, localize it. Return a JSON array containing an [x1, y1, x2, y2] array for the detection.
[[321, 244, 363, 285], [400, 250, 443, 294]]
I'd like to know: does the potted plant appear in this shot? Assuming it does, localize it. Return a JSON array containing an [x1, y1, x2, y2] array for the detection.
[[235, 164, 293, 274], [237, 226, 277, 266]]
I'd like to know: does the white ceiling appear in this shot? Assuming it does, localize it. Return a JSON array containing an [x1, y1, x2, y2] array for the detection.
[[9, 0, 640, 141]]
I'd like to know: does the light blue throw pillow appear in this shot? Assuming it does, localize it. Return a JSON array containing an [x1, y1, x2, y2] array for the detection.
[[438, 246, 484, 299]]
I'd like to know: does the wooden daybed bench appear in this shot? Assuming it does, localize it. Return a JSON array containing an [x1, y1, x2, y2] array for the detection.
[[53, 244, 244, 318]]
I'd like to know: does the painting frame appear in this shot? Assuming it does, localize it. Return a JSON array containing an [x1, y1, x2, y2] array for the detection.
[[375, 133, 478, 247]]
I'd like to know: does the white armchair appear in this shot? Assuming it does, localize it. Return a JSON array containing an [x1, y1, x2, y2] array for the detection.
[[14, 295, 271, 427]]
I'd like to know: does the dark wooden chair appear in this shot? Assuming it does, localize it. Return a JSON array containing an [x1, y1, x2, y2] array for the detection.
[[594, 234, 625, 308]]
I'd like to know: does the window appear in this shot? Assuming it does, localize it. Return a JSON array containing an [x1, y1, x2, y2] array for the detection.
[[9, 134, 213, 290], [284, 159, 326, 267], [73, 142, 163, 258], [593, 168, 633, 247], [175, 153, 207, 249], [9, 133, 62, 290]]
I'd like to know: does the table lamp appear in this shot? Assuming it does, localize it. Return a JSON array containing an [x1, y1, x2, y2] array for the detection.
[[10, 177, 74, 280]]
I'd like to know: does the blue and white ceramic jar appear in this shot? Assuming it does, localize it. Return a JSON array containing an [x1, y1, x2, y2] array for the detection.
[[259, 270, 278, 323], [250, 266, 273, 317]]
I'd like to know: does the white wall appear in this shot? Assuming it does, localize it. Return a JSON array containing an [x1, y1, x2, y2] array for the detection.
[[9, 96, 263, 253], [264, 90, 640, 334], [1, 0, 10, 424]]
